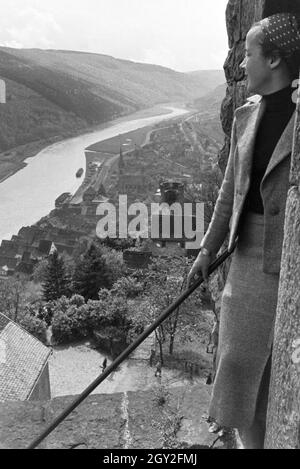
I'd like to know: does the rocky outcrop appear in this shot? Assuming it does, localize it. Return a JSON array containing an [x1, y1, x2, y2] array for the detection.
[[219, 0, 263, 173], [263, 2, 300, 449]]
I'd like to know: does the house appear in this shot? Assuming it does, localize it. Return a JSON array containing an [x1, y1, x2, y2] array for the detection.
[[21, 251, 31, 263], [27, 240, 55, 261], [0, 240, 15, 251], [0, 313, 51, 402], [119, 174, 148, 195], [55, 192, 72, 208], [54, 244, 74, 256], [82, 189, 110, 219], [0, 244, 18, 259], [0, 265, 13, 278], [37, 240, 54, 256], [18, 227, 41, 245], [0, 257, 18, 275], [151, 180, 198, 246], [15, 259, 38, 276], [9, 237, 29, 254]]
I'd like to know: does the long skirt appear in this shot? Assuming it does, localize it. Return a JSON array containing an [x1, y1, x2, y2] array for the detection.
[[208, 211, 280, 429]]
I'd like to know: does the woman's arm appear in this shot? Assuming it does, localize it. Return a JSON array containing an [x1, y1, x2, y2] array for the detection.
[[200, 115, 237, 255]]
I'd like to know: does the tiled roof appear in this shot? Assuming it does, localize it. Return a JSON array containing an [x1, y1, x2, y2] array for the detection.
[[38, 240, 53, 255], [21, 251, 31, 263], [18, 227, 38, 244], [0, 257, 18, 269], [15, 262, 34, 275], [0, 240, 14, 250], [0, 245, 18, 257], [0, 314, 51, 402], [55, 244, 74, 255]]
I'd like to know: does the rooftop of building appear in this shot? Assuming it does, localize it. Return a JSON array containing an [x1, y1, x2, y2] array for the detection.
[[0, 314, 51, 403]]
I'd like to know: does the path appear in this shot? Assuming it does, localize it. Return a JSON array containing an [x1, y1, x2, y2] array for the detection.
[[49, 339, 201, 398]]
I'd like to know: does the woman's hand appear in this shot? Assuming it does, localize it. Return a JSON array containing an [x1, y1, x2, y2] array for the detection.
[[187, 251, 212, 288]]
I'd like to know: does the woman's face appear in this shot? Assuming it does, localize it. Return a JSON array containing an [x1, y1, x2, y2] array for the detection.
[[240, 27, 272, 95]]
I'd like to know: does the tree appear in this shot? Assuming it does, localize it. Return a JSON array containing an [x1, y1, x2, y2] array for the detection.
[[33, 258, 48, 284], [0, 276, 27, 321], [100, 246, 125, 284], [72, 243, 111, 301], [42, 250, 70, 302], [140, 255, 206, 363]]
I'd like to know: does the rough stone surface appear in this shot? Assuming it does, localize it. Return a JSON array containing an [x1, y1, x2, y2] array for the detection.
[[291, 108, 300, 186], [0, 384, 219, 449], [127, 389, 166, 449], [217, 0, 262, 220], [265, 189, 300, 449], [221, 0, 262, 147], [173, 384, 218, 448], [260, 0, 300, 450], [0, 393, 124, 449]]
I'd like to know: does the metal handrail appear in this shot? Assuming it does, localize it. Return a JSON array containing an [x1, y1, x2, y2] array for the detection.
[[27, 240, 237, 449]]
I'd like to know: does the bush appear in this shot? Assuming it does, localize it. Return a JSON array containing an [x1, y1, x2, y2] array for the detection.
[[108, 297, 130, 328], [86, 300, 109, 330], [111, 277, 144, 299], [51, 304, 90, 344], [19, 314, 48, 344], [69, 294, 85, 307], [49, 291, 132, 345], [101, 237, 136, 251], [52, 310, 80, 344], [101, 246, 125, 284]]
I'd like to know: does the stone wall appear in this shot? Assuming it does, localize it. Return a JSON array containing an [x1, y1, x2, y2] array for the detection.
[[28, 363, 51, 402], [219, 0, 263, 173], [0, 385, 220, 449], [263, 0, 300, 448]]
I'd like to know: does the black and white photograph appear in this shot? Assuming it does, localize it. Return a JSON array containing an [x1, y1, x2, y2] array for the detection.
[[0, 0, 299, 452]]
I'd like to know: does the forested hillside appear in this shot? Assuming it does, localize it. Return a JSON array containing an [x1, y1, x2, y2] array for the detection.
[[0, 46, 225, 151]]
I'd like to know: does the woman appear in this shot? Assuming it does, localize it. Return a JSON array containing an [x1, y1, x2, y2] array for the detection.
[[187, 13, 300, 449]]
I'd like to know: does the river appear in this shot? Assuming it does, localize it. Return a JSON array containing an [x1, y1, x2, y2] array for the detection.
[[0, 105, 189, 242]]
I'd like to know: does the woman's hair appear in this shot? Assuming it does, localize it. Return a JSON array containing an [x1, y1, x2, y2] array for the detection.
[[252, 16, 300, 81]]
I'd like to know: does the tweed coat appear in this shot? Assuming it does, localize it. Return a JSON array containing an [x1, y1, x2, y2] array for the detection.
[[208, 212, 279, 428], [200, 94, 296, 273]]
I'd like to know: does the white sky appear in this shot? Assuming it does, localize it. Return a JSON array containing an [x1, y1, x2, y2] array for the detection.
[[0, 0, 229, 72]]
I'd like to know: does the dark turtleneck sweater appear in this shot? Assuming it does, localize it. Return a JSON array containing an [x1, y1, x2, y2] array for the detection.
[[243, 84, 296, 214]]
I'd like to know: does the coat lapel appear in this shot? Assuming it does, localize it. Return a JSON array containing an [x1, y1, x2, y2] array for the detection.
[[235, 98, 266, 187], [261, 110, 296, 187]]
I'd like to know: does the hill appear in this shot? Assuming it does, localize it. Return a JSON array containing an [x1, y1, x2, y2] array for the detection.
[[0, 47, 225, 151], [187, 70, 226, 91], [193, 83, 227, 114]]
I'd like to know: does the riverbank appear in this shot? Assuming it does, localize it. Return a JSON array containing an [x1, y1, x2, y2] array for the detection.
[[0, 103, 193, 241], [0, 138, 62, 184], [0, 103, 185, 185]]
